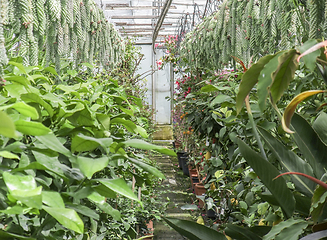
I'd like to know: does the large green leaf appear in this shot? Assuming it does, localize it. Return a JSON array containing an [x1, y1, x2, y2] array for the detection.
[[43, 206, 84, 234], [4, 76, 30, 87], [291, 113, 327, 179], [313, 112, 327, 145], [300, 230, 327, 240], [237, 139, 295, 218], [297, 39, 320, 71], [36, 134, 73, 157], [77, 156, 109, 179], [258, 127, 316, 197], [225, 224, 263, 240], [0, 111, 16, 138], [0, 151, 20, 159], [128, 157, 165, 179], [66, 203, 100, 220], [122, 139, 176, 156], [4, 102, 39, 120], [262, 218, 308, 240], [163, 217, 227, 240], [87, 191, 121, 221], [257, 51, 285, 111], [3, 172, 42, 209], [95, 178, 140, 203], [270, 49, 299, 104], [42, 191, 65, 208], [111, 118, 148, 138], [71, 134, 113, 153], [15, 120, 51, 136], [236, 54, 277, 114], [310, 185, 327, 223], [21, 93, 53, 117]]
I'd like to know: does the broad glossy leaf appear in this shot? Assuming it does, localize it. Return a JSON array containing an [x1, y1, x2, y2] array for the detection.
[[291, 113, 327, 179], [71, 134, 113, 153], [297, 40, 327, 63], [225, 224, 262, 240], [312, 112, 327, 145], [77, 156, 109, 179], [95, 178, 140, 203], [263, 219, 308, 240], [21, 93, 53, 117], [10, 187, 43, 209], [15, 120, 51, 136], [258, 127, 316, 197], [200, 85, 218, 92], [43, 206, 84, 234], [8, 61, 27, 74], [236, 54, 276, 114], [210, 95, 233, 107], [282, 90, 324, 133], [36, 134, 73, 157], [0, 151, 20, 159], [97, 114, 110, 131], [42, 191, 65, 208], [300, 230, 327, 240], [270, 49, 299, 104], [123, 139, 176, 156], [237, 139, 295, 218], [111, 118, 148, 138], [11, 102, 39, 119], [0, 230, 36, 240], [163, 217, 227, 240], [66, 203, 99, 220], [0, 111, 16, 138], [128, 157, 165, 179], [257, 51, 284, 111], [4, 76, 30, 87], [4, 84, 27, 98], [310, 185, 327, 223], [297, 39, 320, 71], [87, 191, 121, 221]]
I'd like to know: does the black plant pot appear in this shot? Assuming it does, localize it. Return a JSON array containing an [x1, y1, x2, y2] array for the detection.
[[206, 208, 216, 219], [180, 156, 189, 176], [177, 151, 188, 170]]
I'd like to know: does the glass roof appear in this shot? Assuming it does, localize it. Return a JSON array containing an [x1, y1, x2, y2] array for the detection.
[[94, 0, 212, 43]]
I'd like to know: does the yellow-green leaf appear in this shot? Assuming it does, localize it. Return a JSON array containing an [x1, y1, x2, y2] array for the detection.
[[282, 90, 325, 133], [15, 120, 51, 136], [0, 111, 16, 138]]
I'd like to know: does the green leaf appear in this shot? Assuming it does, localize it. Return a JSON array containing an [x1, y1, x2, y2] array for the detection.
[[87, 191, 121, 221], [71, 135, 100, 152], [210, 95, 233, 107], [297, 39, 320, 71], [270, 49, 299, 104], [66, 203, 99, 220], [291, 113, 327, 179], [163, 217, 227, 240], [237, 139, 295, 218], [77, 156, 109, 179], [21, 93, 54, 117], [11, 102, 39, 119], [128, 157, 165, 179], [313, 112, 327, 145], [111, 118, 148, 138], [0, 111, 16, 138], [0, 151, 20, 159], [122, 139, 176, 156], [258, 127, 316, 197], [3, 172, 42, 209], [95, 178, 140, 203], [310, 185, 327, 223], [257, 52, 285, 111], [0, 230, 36, 240], [299, 230, 327, 240], [236, 54, 277, 114], [8, 61, 27, 74], [42, 191, 65, 208], [262, 218, 308, 240], [43, 206, 84, 234], [15, 120, 51, 136], [200, 85, 218, 92], [225, 224, 262, 240], [97, 114, 110, 131], [36, 134, 73, 157], [4, 75, 30, 87]]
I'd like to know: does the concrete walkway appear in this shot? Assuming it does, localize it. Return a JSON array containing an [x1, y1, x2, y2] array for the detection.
[[152, 151, 199, 240]]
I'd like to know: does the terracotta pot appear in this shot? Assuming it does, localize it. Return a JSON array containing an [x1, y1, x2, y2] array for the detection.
[[194, 183, 206, 196]]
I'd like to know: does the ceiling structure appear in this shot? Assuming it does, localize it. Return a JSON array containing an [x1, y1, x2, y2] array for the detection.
[[94, 0, 214, 44]]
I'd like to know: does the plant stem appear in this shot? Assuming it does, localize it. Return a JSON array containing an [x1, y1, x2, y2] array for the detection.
[[245, 95, 267, 160]]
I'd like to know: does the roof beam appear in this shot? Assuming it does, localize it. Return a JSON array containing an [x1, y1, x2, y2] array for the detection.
[[115, 23, 173, 26], [111, 15, 159, 19], [105, 5, 177, 10]]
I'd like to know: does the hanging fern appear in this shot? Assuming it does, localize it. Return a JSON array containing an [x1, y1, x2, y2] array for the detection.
[[0, 0, 124, 75], [179, 0, 327, 70]]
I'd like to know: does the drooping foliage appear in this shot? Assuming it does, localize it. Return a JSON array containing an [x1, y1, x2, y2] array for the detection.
[[0, 0, 124, 74], [180, 0, 327, 69]]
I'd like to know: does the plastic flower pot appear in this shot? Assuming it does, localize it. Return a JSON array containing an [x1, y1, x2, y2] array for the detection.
[[177, 151, 188, 170], [180, 156, 189, 176], [206, 207, 217, 219]]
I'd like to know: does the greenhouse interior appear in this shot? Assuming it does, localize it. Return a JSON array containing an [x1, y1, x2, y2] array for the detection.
[[1, 0, 327, 239]]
